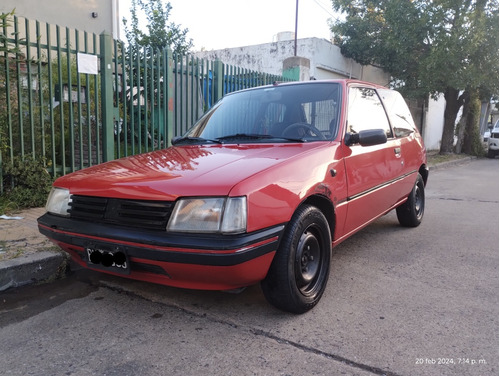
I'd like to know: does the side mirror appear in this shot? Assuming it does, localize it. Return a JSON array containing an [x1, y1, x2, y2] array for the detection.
[[345, 129, 388, 147]]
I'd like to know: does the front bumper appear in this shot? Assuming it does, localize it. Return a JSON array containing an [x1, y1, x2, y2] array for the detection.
[[38, 213, 284, 290]]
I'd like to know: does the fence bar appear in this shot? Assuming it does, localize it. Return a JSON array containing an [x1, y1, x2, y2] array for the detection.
[[3, 16, 13, 164], [55, 25, 66, 173], [25, 19, 35, 158], [46, 23, 56, 177], [75, 29, 84, 170], [143, 46, 149, 152], [165, 48, 173, 146], [65, 27, 75, 172], [36, 20, 46, 163], [120, 41, 128, 157], [93, 33, 101, 166], [128, 44, 135, 156], [113, 39, 120, 158], [100, 32, 114, 163], [83, 32, 92, 167], [14, 17, 25, 159]]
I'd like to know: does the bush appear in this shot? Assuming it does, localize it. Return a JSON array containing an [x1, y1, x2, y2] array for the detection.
[[1, 156, 53, 209]]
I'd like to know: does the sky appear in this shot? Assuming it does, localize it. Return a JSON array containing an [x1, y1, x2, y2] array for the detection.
[[120, 0, 338, 51]]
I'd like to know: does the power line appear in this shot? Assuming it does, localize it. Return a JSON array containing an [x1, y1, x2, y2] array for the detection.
[[309, 0, 342, 22], [311, 0, 336, 18]]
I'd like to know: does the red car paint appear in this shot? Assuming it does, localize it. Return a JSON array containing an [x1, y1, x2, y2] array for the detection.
[[38, 80, 427, 303]]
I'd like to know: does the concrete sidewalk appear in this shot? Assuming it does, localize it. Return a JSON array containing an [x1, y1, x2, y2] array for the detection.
[[0, 153, 476, 292], [0, 207, 68, 291]]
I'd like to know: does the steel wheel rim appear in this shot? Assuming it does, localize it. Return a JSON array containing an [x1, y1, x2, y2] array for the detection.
[[295, 227, 323, 296], [415, 184, 424, 219]]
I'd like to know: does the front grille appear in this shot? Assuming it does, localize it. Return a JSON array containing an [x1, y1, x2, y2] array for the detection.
[[69, 195, 174, 231], [492, 132, 499, 139]]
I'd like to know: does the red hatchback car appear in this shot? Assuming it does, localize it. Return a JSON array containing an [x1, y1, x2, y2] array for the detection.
[[38, 80, 428, 313]]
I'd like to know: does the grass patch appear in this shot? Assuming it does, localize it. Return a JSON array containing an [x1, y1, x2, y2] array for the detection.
[[427, 152, 470, 166]]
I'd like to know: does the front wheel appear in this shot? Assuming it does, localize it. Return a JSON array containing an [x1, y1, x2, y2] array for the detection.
[[396, 173, 425, 227], [261, 205, 331, 314]]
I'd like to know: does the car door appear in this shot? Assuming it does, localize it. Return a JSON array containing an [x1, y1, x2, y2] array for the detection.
[[378, 88, 425, 194], [341, 86, 404, 236]]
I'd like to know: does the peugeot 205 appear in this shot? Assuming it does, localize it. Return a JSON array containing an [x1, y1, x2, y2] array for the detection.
[[38, 80, 428, 313]]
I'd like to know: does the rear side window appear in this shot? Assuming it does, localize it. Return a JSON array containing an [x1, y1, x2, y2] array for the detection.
[[347, 87, 392, 138], [378, 89, 417, 138]]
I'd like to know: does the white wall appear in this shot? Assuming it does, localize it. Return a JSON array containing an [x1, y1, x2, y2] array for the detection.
[[194, 37, 390, 86], [424, 94, 446, 150]]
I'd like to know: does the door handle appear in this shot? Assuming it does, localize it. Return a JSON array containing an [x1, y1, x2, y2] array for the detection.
[[394, 147, 401, 155]]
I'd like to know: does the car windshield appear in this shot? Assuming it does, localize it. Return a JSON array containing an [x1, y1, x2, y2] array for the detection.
[[180, 82, 342, 144]]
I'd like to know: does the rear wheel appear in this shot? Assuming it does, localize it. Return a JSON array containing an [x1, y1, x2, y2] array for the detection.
[[261, 205, 331, 314], [396, 173, 425, 227]]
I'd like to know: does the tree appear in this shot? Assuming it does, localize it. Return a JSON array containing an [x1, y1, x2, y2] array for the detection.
[[122, 0, 193, 54], [121, 1, 193, 150], [0, 9, 18, 55], [330, 0, 499, 154]]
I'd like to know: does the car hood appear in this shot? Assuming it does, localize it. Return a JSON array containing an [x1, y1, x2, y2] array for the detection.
[[55, 143, 327, 200]]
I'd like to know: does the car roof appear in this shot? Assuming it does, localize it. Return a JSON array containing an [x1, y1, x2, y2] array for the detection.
[[225, 79, 388, 97]]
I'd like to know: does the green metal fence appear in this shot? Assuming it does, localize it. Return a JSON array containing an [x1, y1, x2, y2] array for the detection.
[[0, 14, 293, 193]]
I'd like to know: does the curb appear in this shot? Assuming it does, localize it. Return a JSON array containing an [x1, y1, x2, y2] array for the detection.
[[0, 250, 68, 292], [428, 156, 475, 171]]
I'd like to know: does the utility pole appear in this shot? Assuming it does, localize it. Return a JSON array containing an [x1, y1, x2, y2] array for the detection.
[[294, 0, 299, 56]]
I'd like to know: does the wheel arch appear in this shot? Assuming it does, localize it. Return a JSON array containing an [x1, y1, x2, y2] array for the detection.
[[300, 194, 336, 240], [419, 164, 429, 186]]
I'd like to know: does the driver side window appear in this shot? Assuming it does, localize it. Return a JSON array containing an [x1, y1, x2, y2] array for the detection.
[[348, 87, 392, 138]]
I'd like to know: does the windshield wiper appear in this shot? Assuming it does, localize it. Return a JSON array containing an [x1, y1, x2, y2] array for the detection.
[[171, 136, 223, 145], [216, 133, 306, 143]]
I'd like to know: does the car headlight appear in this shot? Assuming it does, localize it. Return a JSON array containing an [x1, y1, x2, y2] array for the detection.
[[167, 197, 247, 234], [46, 187, 72, 217]]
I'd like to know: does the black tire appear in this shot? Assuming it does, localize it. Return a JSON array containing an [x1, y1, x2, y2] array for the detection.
[[261, 205, 331, 314], [396, 173, 425, 227]]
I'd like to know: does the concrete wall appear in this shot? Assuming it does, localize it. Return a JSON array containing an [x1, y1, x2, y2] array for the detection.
[[0, 0, 120, 39], [194, 37, 390, 86], [423, 94, 446, 150]]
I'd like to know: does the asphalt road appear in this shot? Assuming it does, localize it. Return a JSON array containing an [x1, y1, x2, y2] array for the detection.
[[0, 158, 498, 376]]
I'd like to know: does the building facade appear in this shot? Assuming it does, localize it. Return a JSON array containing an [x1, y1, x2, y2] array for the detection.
[[195, 37, 390, 86], [0, 0, 120, 39]]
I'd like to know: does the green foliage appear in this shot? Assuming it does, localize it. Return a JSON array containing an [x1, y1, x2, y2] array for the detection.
[[1, 156, 53, 208], [0, 196, 17, 215], [122, 0, 191, 149], [331, 0, 499, 153], [331, 0, 498, 99], [123, 0, 193, 54], [0, 9, 18, 55]]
